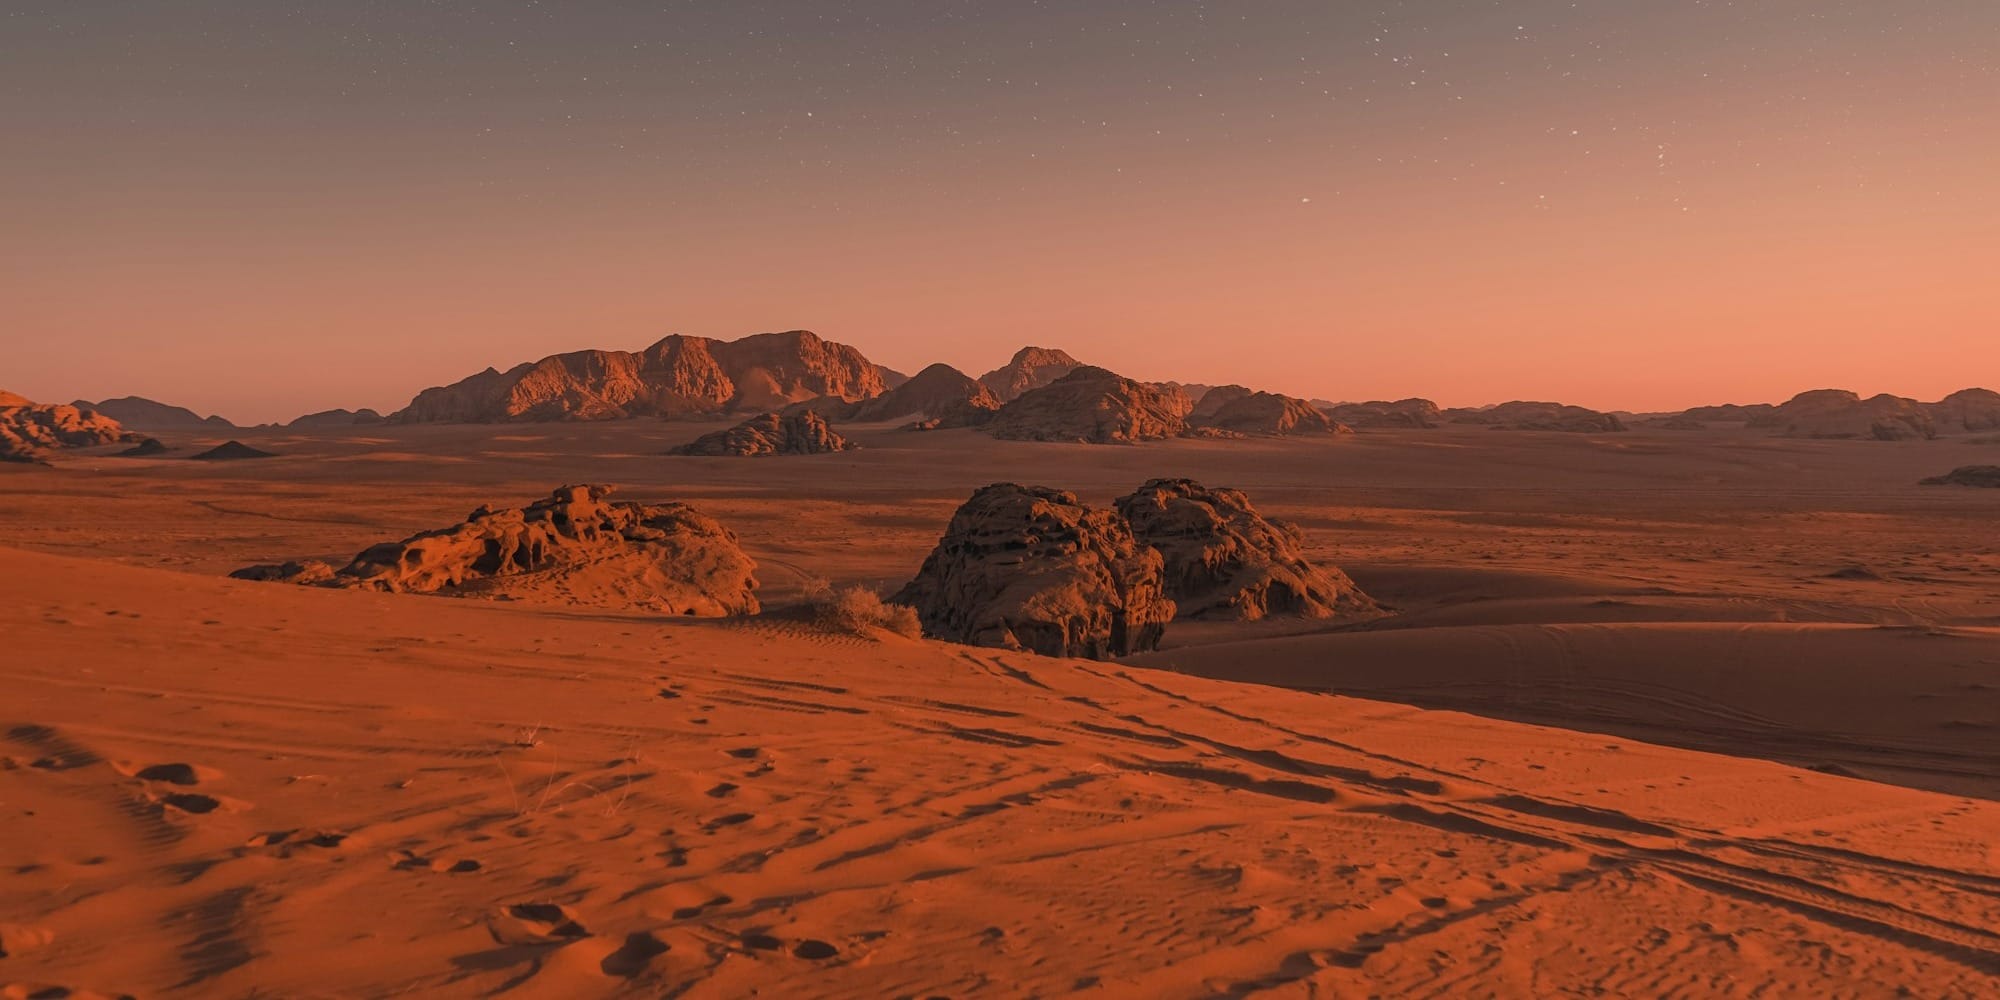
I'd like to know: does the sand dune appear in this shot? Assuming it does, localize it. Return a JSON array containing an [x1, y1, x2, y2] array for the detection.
[[3, 420, 1998, 995], [3, 546, 1998, 996]]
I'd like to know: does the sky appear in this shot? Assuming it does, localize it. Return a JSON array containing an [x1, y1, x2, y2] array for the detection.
[[5, 1, 1997, 423]]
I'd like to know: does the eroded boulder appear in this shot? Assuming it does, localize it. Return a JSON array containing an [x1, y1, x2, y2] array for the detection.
[[985, 367, 1188, 444], [674, 410, 852, 457], [892, 484, 1173, 658], [232, 485, 759, 615], [1116, 478, 1377, 621]]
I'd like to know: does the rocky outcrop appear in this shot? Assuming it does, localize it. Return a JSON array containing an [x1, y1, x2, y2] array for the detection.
[[1920, 466, 2000, 488], [1927, 388, 2000, 434], [75, 396, 235, 430], [1321, 398, 1444, 429], [117, 438, 170, 457], [1750, 390, 1934, 441], [801, 363, 1001, 426], [393, 330, 885, 423], [232, 485, 759, 615], [986, 367, 1188, 444], [1680, 403, 1776, 423], [673, 411, 853, 457], [1189, 390, 1345, 436], [892, 484, 1173, 659], [1446, 401, 1626, 433], [190, 441, 277, 461], [1116, 479, 1376, 621], [1188, 385, 1253, 423], [1, 394, 134, 463], [978, 347, 1085, 402], [287, 408, 385, 428]]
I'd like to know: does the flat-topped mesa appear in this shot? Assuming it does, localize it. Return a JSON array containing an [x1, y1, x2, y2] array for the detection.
[[977, 346, 1085, 402], [1187, 389, 1345, 436], [1, 392, 135, 463], [392, 330, 885, 423], [1678, 402, 1777, 423], [985, 366, 1188, 444], [892, 483, 1173, 659], [1116, 478, 1378, 621], [1321, 398, 1444, 429], [672, 410, 854, 457], [1445, 401, 1626, 433], [1750, 389, 1935, 441], [231, 484, 760, 615]]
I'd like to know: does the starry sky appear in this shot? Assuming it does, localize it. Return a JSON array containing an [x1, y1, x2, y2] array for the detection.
[[6, 1, 1997, 422]]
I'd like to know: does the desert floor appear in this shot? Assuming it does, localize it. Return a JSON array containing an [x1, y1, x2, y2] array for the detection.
[[2, 422, 1997, 997]]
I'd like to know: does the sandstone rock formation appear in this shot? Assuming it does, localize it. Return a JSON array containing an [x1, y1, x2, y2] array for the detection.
[[232, 485, 759, 615], [1920, 466, 2000, 488], [190, 441, 277, 461], [1188, 385, 1253, 423], [75, 396, 235, 430], [1446, 401, 1626, 433], [800, 363, 1001, 427], [1189, 390, 1346, 436], [394, 330, 885, 423], [892, 484, 1173, 659], [1680, 403, 1777, 423], [673, 410, 853, 457], [1321, 398, 1444, 429], [0, 390, 31, 407], [1927, 388, 2000, 434], [1, 394, 134, 463], [287, 408, 386, 428], [1116, 478, 1377, 621], [1750, 390, 1934, 441], [985, 367, 1188, 444], [978, 347, 1085, 402]]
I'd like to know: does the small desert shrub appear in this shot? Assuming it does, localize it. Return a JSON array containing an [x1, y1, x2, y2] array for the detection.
[[802, 579, 923, 639]]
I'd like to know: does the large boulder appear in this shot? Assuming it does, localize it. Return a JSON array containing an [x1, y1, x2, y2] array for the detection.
[[1445, 401, 1626, 433], [1751, 390, 1934, 441], [1189, 390, 1345, 436], [394, 330, 885, 423], [986, 366, 1188, 444], [1321, 398, 1444, 429], [892, 484, 1173, 659], [1920, 466, 2000, 488], [1927, 388, 2000, 434], [978, 347, 1085, 402], [233, 485, 759, 615], [1, 394, 134, 463], [672, 410, 853, 457], [1116, 478, 1377, 621]]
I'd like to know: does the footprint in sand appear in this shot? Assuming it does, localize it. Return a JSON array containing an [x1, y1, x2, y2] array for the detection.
[[246, 830, 350, 853], [392, 849, 481, 873], [493, 903, 590, 944], [1, 984, 136, 1000]]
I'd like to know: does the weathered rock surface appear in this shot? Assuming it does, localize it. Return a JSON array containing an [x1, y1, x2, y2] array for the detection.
[[1679, 403, 1777, 423], [1927, 388, 2000, 434], [1189, 390, 1345, 436], [1321, 398, 1444, 429], [232, 485, 759, 615], [1920, 466, 2000, 488], [1446, 401, 1626, 433], [986, 367, 1188, 444], [287, 408, 385, 428], [1750, 390, 1935, 441], [892, 484, 1173, 659], [75, 396, 235, 430], [673, 410, 853, 457], [394, 330, 885, 423], [190, 441, 277, 461], [1116, 478, 1377, 621], [1, 394, 134, 463], [978, 347, 1085, 402], [801, 363, 1001, 426]]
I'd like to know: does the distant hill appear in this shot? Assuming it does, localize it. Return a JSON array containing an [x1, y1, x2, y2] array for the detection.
[[75, 396, 234, 431]]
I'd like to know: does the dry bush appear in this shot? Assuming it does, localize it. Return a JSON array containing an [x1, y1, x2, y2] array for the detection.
[[802, 579, 923, 638]]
